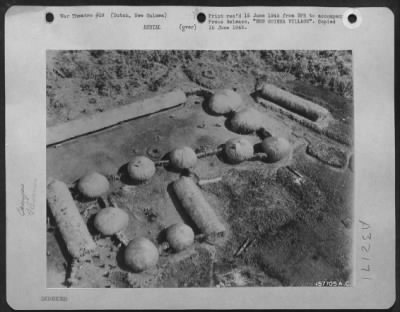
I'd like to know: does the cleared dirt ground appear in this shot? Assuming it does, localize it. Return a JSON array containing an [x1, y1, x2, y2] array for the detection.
[[47, 50, 353, 288]]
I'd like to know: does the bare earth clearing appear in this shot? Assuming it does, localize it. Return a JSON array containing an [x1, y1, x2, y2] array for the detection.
[[47, 50, 353, 288]]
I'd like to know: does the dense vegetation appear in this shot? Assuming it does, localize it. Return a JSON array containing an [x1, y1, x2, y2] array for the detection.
[[47, 50, 352, 126]]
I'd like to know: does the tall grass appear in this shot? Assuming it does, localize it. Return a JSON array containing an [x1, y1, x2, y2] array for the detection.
[[259, 51, 352, 99]]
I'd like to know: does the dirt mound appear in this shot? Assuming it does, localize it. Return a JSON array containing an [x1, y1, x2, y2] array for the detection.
[[306, 141, 348, 168]]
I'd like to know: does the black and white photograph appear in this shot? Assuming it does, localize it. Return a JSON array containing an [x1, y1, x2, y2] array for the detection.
[[46, 50, 354, 288], [5, 5, 396, 309]]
